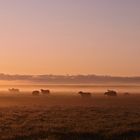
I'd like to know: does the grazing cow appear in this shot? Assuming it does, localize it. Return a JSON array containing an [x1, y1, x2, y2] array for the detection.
[[32, 90, 40, 96], [40, 89, 50, 95], [78, 91, 92, 98], [9, 88, 20, 93], [124, 92, 130, 96], [104, 90, 117, 96]]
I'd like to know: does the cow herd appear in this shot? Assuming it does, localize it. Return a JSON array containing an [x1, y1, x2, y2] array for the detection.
[[8, 88, 50, 96], [32, 89, 50, 96], [78, 90, 130, 98], [8, 88, 130, 97]]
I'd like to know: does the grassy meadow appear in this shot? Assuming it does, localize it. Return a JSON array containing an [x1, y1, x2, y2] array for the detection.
[[0, 91, 139, 140]]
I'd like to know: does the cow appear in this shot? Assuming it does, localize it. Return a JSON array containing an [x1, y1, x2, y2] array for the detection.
[[104, 90, 117, 96], [40, 89, 50, 95], [32, 90, 40, 96], [78, 91, 92, 98], [124, 92, 130, 96], [9, 88, 20, 93]]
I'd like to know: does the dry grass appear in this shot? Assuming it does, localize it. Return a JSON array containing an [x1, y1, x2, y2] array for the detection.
[[0, 93, 139, 140]]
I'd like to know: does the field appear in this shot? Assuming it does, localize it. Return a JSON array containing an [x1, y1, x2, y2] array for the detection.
[[0, 93, 140, 140]]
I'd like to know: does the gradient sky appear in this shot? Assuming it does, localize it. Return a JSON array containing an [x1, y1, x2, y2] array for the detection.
[[0, 0, 140, 76]]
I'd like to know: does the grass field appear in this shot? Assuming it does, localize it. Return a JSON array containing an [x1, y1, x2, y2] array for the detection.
[[0, 93, 140, 140]]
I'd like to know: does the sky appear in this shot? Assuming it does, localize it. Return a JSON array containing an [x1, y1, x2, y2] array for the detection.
[[0, 0, 140, 76]]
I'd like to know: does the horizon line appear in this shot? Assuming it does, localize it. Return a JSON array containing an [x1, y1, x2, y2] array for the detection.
[[0, 73, 140, 78]]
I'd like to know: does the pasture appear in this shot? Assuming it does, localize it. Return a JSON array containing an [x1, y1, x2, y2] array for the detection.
[[0, 92, 140, 140]]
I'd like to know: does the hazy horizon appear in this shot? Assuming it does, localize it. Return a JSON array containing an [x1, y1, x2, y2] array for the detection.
[[0, 73, 140, 85]]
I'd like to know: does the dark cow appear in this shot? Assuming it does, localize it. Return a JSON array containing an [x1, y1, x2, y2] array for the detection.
[[78, 91, 92, 98], [32, 90, 40, 96], [9, 88, 20, 93], [124, 92, 130, 96], [40, 89, 50, 95], [104, 90, 117, 96]]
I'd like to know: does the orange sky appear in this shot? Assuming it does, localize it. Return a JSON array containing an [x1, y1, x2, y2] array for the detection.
[[0, 0, 140, 76]]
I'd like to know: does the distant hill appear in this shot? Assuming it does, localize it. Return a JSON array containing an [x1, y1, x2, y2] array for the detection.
[[0, 73, 140, 84]]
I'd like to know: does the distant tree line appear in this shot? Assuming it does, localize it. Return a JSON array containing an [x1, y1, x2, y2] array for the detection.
[[1, 73, 140, 84]]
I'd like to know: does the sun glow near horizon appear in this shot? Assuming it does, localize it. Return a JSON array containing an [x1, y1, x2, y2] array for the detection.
[[0, 0, 140, 76]]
